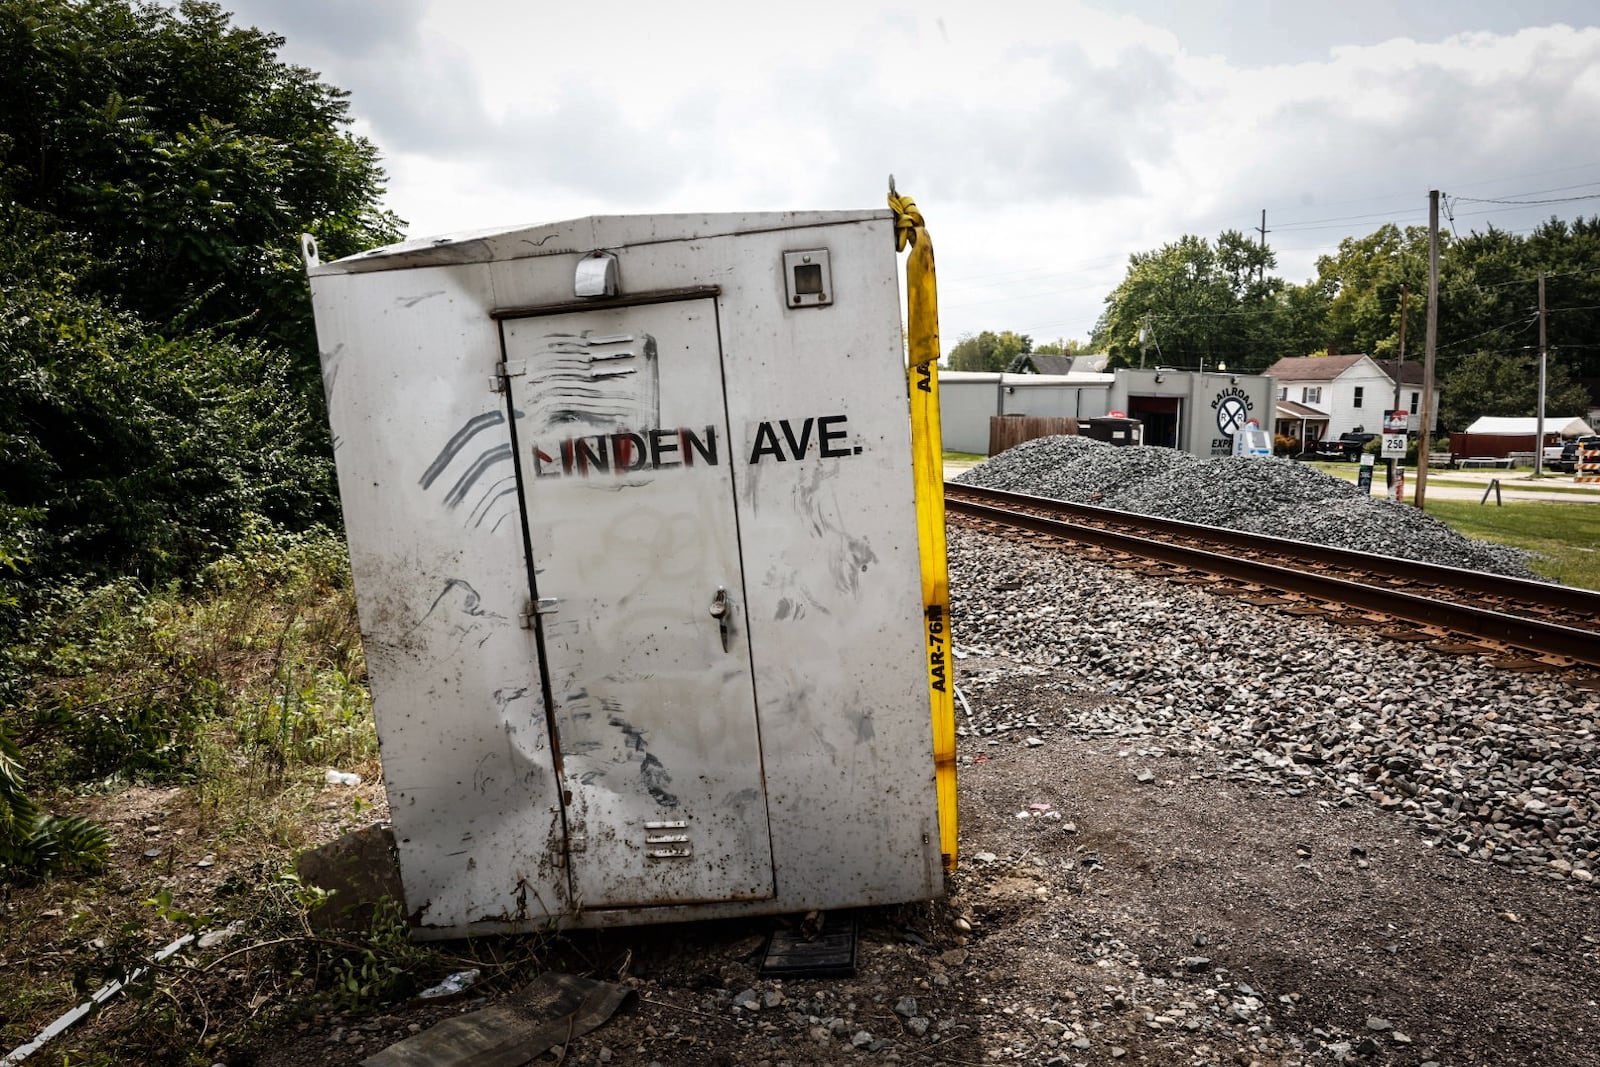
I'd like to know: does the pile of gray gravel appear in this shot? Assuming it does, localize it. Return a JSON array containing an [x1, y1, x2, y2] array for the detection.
[[955, 435, 1540, 579], [948, 525, 1600, 887]]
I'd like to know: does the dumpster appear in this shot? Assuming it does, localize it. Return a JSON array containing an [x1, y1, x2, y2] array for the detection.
[[303, 211, 947, 936], [1081, 414, 1144, 446]]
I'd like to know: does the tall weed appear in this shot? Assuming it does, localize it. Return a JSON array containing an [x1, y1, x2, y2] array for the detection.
[[0, 520, 374, 879]]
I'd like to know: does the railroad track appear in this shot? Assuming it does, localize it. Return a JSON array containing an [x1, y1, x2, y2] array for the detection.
[[946, 482, 1600, 674]]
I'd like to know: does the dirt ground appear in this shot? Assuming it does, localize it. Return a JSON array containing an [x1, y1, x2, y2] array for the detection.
[[7, 672, 1598, 1066], [224, 655, 1597, 1067]]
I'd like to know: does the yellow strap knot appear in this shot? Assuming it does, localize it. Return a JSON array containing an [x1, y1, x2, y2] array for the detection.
[[889, 191, 925, 252]]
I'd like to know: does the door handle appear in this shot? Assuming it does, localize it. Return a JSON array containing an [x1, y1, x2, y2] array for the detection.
[[708, 586, 731, 653]]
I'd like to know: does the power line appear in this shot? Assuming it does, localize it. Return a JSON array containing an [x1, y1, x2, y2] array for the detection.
[[1472, 180, 1600, 199], [1271, 208, 1428, 232], [1450, 192, 1600, 207], [1437, 314, 1537, 352]]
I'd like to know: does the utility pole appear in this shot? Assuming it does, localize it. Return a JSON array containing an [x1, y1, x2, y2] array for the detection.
[[1387, 284, 1408, 498], [1535, 271, 1548, 476], [1256, 209, 1269, 284], [1139, 313, 1150, 369], [1415, 191, 1440, 510]]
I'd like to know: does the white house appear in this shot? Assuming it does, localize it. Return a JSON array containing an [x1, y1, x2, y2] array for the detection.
[[1263, 354, 1440, 441]]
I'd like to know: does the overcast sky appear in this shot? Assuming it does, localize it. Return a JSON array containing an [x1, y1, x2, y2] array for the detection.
[[221, 0, 1600, 352]]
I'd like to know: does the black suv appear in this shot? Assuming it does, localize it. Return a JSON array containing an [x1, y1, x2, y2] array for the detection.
[[1551, 435, 1600, 473]]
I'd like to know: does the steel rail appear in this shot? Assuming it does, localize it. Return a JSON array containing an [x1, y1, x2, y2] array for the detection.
[[946, 482, 1600, 617], [945, 486, 1600, 669]]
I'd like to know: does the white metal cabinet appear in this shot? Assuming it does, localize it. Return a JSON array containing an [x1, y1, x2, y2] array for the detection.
[[306, 211, 944, 936]]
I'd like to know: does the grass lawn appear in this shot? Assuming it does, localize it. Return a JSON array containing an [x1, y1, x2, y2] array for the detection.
[[1434, 480, 1600, 497], [1307, 461, 1600, 495], [944, 450, 987, 463], [1422, 500, 1600, 590]]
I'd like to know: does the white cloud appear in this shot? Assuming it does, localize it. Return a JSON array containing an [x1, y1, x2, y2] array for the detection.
[[220, 0, 1600, 348]]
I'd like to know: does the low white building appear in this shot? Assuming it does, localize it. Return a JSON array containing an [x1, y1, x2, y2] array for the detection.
[[939, 371, 1112, 454], [938, 367, 1276, 458], [1263, 354, 1439, 440]]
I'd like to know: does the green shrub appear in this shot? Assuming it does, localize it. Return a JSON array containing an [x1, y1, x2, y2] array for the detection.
[[0, 724, 111, 883], [5, 523, 367, 802], [0, 235, 339, 603]]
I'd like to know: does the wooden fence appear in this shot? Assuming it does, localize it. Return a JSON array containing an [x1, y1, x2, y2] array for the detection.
[[988, 415, 1080, 456]]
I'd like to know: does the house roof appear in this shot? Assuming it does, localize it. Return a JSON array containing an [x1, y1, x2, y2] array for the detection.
[[1372, 359, 1427, 387], [1463, 416, 1595, 436], [1024, 353, 1075, 375], [1276, 400, 1330, 420], [1011, 352, 1112, 375], [1070, 353, 1110, 372], [1263, 354, 1368, 381]]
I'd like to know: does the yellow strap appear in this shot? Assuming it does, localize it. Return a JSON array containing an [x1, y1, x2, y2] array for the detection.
[[889, 191, 925, 254], [890, 187, 958, 871]]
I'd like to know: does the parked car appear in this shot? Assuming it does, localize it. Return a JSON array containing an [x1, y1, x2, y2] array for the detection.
[[1310, 432, 1379, 461], [1550, 435, 1600, 473]]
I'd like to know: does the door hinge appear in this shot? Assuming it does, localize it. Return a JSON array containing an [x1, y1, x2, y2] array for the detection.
[[519, 597, 560, 628], [489, 358, 527, 393], [551, 827, 585, 867]]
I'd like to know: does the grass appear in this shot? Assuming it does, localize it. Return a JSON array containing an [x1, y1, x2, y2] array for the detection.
[[944, 450, 987, 463], [1304, 460, 1600, 495], [1421, 500, 1600, 590], [1429, 479, 1600, 496], [0, 523, 568, 1065], [0, 524, 436, 1063]]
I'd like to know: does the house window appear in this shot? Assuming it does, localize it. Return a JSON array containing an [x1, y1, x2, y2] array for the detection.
[[1302, 386, 1322, 405], [1409, 392, 1419, 414], [1353, 386, 1364, 408], [1277, 387, 1287, 400]]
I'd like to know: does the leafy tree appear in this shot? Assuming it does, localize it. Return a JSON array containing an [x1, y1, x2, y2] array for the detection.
[[0, 0, 402, 378], [1313, 224, 1433, 360], [0, 0, 403, 865], [1446, 217, 1600, 406], [1271, 278, 1335, 363], [0, 211, 335, 592], [1315, 218, 1600, 407], [948, 330, 1032, 372], [1438, 349, 1593, 430], [1091, 230, 1288, 373], [0, 0, 403, 593]]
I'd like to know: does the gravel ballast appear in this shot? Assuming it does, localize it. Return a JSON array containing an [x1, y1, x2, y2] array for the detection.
[[941, 524, 1599, 1064], [954, 435, 1541, 578], [949, 524, 1599, 885]]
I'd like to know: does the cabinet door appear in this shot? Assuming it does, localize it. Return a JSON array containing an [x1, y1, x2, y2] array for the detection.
[[502, 298, 774, 910]]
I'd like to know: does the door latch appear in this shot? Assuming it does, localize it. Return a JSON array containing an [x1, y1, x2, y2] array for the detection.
[[708, 586, 731, 653]]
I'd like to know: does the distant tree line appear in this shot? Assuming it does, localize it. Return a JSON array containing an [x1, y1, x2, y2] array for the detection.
[[952, 220, 1600, 427], [946, 331, 1084, 372]]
